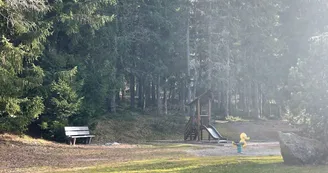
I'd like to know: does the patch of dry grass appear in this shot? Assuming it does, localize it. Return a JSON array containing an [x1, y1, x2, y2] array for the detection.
[[0, 134, 187, 173], [93, 115, 184, 144], [0, 133, 54, 145]]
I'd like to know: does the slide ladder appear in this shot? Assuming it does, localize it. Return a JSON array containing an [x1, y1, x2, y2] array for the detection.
[[184, 117, 198, 140]]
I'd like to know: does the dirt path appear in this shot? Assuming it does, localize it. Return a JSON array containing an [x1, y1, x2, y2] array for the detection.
[[186, 142, 281, 157], [0, 135, 184, 173]]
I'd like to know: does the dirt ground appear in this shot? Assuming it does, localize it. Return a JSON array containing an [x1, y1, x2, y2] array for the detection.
[[0, 140, 281, 173], [0, 120, 295, 173], [0, 134, 184, 173]]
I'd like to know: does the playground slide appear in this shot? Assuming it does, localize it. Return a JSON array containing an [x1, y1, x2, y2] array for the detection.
[[208, 124, 227, 140], [206, 127, 220, 139], [203, 125, 227, 142]]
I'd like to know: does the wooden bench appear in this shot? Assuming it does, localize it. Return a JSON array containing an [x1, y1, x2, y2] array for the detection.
[[64, 126, 95, 145]]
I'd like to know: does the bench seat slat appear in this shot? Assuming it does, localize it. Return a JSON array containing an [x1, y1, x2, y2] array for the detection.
[[70, 135, 95, 138], [65, 130, 90, 136], [65, 126, 89, 131]]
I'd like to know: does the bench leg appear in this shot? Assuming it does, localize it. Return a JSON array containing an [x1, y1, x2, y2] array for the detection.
[[89, 137, 92, 144], [73, 138, 76, 145]]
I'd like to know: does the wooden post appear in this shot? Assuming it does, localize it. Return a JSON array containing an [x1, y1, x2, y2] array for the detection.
[[208, 99, 211, 125], [197, 99, 200, 141]]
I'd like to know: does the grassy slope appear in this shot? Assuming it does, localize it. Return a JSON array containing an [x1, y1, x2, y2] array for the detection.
[[215, 120, 300, 141], [92, 113, 186, 143], [92, 112, 298, 143]]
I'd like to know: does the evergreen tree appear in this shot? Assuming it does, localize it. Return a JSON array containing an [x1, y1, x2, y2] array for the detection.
[[0, 0, 50, 133]]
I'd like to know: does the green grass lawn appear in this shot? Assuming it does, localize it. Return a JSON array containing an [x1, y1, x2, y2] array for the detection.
[[58, 156, 328, 173]]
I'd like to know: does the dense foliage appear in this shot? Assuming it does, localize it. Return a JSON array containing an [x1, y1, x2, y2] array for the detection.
[[1, 0, 328, 141]]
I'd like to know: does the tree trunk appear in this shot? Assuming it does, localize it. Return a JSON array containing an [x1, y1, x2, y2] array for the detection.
[[234, 88, 238, 111], [180, 81, 185, 112], [242, 83, 247, 113], [192, 78, 197, 100], [130, 73, 135, 108], [256, 83, 260, 118], [191, 78, 197, 115], [253, 82, 260, 119], [113, 3, 120, 113], [207, 2, 213, 90], [138, 78, 144, 108], [225, 2, 231, 118], [247, 81, 252, 117], [225, 49, 230, 117], [136, 82, 139, 100], [110, 92, 116, 113], [121, 88, 125, 101], [259, 91, 262, 118], [152, 80, 156, 105], [145, 80, 151, 107], [228, 91, 232, 116], [220, 90, 225, 116], [157, 75, 162, 115], [164, 87, 168, 115], [168, 85, 172, 102], [116, 91, 120, 105], [173, 89, 177, 102], [269, 102, 272, 117], [238, 84, 244, 111], [186, 3, 191, 116], [261, 88, 265, 117]]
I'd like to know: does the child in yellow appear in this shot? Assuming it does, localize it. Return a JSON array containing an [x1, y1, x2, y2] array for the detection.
[[239, 132, 250, 147], [232, 132, 250, 153]]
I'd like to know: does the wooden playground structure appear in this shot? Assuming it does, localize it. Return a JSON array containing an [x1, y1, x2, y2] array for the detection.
[[184, 90, 227, 142]]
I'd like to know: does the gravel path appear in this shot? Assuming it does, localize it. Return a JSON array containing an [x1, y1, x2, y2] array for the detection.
[[186, 142, 281, 156]]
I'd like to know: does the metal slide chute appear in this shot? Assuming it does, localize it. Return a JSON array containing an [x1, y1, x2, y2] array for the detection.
[[202, 125, 227, 143]]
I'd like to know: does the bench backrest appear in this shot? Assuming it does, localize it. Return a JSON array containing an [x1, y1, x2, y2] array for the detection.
[[65, 126, 90, 136]]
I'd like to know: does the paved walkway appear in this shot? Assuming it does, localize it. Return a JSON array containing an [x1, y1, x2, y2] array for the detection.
[[186, 142, 281, 156]]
